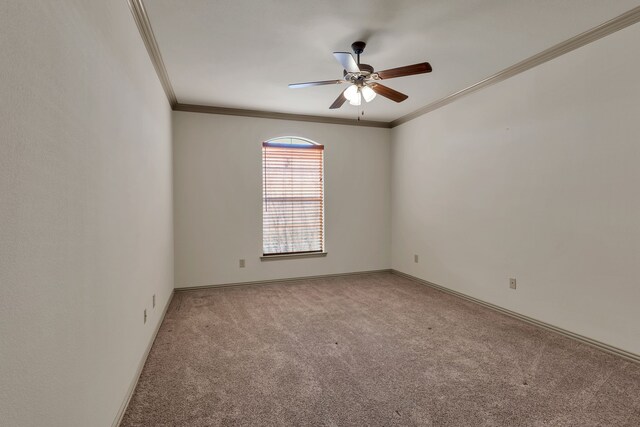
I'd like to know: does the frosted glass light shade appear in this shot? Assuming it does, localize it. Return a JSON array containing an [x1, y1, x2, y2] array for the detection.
[[348, 92, 362, 106], [344, 85, 358, 101], [361, 85, 376, 102]]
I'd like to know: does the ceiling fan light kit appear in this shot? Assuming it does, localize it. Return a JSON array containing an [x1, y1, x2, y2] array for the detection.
[[289, 41, 432, 110], [343, 84, 371, 106], [361, 86, 376, 102], [343, 84, 376, 106]]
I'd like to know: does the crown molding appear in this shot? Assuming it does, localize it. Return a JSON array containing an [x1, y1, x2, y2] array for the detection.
[[174, 103, 391, 128], [128, 1, 640, 129], [390, 5, 640, 127], [127, 0, 177, 107], [127, 0, 388, 128]]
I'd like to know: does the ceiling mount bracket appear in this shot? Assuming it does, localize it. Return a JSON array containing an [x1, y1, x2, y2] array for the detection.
[[351, 41, 366, 64], [351, 41, 366, 55]]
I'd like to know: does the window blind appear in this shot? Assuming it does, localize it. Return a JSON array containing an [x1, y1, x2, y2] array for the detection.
[[262, 141, 324, 255]]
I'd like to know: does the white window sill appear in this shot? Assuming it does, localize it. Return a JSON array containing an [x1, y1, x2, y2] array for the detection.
[[260, 252, 327, 261]]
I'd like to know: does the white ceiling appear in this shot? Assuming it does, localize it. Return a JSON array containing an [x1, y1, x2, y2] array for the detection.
[[144, 0, 639, 122]]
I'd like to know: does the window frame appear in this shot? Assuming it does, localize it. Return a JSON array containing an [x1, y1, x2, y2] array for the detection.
[[261, 136, 326, 260]]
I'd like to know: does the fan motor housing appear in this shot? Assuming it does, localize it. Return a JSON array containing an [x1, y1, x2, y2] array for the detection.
[[343, 63, 375, 82], [357, 63, 374, 74]]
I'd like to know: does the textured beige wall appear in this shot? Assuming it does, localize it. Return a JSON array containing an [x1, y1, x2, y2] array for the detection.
[[172, 112, 391, 288], [0, 2, 174, 426], [391, 23, 640, 355]]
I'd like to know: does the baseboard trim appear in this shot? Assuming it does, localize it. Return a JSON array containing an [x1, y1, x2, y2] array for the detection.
[[111, 290, 175, 427], [174, 269, 392, 292], [391, 270, 640, 364]]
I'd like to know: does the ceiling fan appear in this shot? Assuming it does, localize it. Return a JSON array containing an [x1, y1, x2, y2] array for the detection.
[[289, 41, 432, 109]]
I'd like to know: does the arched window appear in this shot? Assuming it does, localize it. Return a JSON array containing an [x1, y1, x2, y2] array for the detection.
[[262, 137, 324, 256]]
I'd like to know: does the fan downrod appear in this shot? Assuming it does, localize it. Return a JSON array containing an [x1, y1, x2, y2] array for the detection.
[[350, 41, 373, 74]]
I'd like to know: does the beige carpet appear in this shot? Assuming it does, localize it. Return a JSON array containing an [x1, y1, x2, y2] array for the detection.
[[121, 272, 640, 426]]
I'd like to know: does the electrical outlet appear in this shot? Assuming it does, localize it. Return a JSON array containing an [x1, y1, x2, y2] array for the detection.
[[414, 254, 419, 263], [152, 294, 156, 308], [239, 259, 245, 268], [509, 278, 517, 289], [144, 309, 147, 324]]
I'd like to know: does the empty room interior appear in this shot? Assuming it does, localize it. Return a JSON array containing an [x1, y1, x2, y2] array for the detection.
[[2, 1, 640, 426]]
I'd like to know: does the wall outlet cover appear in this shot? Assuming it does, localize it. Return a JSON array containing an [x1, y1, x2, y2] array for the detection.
[[414, 254, 419, 263], [510, 278, 517, 289], [239, 259, 246, 268]]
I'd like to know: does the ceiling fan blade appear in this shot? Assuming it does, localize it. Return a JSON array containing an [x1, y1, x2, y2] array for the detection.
[[369, 83, 408, 103], [333, 52, 360, 73], [329, 89, 348, 109], [288, 80, 345, 89], [377, 62, 432, 80]]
